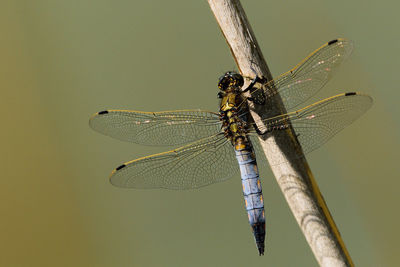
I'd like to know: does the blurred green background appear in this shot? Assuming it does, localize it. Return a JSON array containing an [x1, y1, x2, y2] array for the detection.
[[1, 0, 399, 266]]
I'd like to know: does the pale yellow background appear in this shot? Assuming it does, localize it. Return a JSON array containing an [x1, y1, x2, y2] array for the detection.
[[1, 1, 399, 266]]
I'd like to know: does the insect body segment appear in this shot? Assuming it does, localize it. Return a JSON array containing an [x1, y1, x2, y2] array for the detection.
[[219, 75, 266, 255], [235, 141, 265, 255]]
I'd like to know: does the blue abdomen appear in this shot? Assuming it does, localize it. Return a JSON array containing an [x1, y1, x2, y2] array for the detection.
[[235, 141, 266, 255]]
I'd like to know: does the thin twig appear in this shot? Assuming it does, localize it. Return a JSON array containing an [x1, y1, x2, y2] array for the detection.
[[207, 1, 354, 266]]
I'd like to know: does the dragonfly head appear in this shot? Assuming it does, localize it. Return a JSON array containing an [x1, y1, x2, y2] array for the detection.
[[218, 71, 244, 91]]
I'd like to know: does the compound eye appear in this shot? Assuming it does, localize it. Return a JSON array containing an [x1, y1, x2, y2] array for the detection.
[[232, 74, 244, 87], [218, 76, 230, 91]]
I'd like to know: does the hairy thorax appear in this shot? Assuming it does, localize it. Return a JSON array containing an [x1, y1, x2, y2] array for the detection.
[[219, 90, 249, 149]]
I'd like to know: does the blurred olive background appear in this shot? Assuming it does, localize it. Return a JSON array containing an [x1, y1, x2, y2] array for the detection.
[[1, 0, 399, 266]]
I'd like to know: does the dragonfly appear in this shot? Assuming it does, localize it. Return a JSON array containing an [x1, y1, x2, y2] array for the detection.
[[89, 38, 372, 255]]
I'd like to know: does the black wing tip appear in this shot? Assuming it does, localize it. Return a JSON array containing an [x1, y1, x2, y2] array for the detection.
[[115, 164, 126, 171], [98, 110, 109, 115], [328, 39, 339, 45], [345, 92, 357, 96]]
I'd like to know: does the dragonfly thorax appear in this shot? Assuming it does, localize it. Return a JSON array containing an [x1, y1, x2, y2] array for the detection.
[[219, 91, 248, 146]]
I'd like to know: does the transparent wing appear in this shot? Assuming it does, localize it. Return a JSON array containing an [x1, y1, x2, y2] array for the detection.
[[89, 109, 222, 146], [253, 38, 353, 110], [249, 92, 372, 157], [109, 133, 239, 189]]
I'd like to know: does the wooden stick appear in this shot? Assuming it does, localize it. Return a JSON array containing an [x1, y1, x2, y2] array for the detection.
[[207, 1, 354, 266]]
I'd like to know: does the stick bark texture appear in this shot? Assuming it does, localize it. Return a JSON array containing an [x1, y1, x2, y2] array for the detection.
[[207, 1, 354, 266]]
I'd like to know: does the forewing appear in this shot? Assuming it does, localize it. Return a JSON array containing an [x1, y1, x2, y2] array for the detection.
[[257, 39, 353, 110], [89, 109, 221, 146], [249, 93, 372, 161], [110, 134, 239, 189]]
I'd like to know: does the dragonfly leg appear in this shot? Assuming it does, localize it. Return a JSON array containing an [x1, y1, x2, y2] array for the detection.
[[243, 60, 268, 93], [242, 73, 267, 105], [247, 95, 265, 105], [242, 76, 262, 93]]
